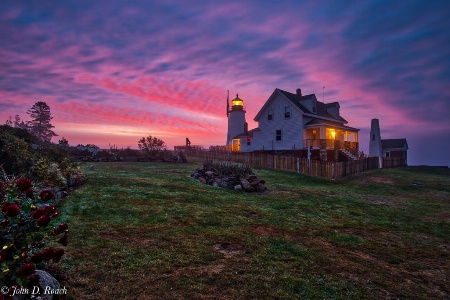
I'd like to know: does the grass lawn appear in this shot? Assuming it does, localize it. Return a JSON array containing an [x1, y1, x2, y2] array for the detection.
[[59, 160, 449, 299]]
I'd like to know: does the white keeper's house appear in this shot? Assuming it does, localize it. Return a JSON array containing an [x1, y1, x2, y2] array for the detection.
[[226, 88, 360, 159]]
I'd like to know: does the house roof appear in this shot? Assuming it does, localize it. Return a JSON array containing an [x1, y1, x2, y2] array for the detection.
[[231, 128, 258, 140], [304, 119, 359, 131], [277, 88, 348, 123], [381, 139, 408, 150]]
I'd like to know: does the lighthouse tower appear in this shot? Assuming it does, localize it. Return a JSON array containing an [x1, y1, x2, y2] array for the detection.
[[226, 93, 246, 151]]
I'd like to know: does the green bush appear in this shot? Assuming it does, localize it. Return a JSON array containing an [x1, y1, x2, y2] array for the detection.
[[0, 125, 85, 188], [0, 129, 35, 175], [202, 160, 254, 177]]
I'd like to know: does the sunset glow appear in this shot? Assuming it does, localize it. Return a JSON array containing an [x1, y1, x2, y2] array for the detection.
[[1, 1, 449, 166]]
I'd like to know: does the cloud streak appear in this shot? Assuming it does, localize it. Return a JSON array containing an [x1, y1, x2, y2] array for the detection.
[[0, 0, 449, 165]]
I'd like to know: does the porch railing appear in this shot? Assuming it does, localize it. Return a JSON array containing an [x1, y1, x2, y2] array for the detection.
[[304, 139, 358, 151]]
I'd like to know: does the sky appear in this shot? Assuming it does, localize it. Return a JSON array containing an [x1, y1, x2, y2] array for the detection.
[[1, 0, 449, 166]]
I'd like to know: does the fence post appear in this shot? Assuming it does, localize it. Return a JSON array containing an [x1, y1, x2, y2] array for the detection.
[[296, 157, 300, 173]]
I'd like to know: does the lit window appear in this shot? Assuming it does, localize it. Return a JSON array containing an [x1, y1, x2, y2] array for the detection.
[[268, 109, 273, 120], [276, 130, 282, 141], [285, 106, 291, 119], [232, 139, 240, 152]]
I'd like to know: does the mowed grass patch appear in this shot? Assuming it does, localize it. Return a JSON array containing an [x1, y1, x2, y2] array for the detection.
[[60, 162, 450, 299]]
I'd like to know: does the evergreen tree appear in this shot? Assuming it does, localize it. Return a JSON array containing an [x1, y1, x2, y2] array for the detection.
[[26, 101, 58, 142]]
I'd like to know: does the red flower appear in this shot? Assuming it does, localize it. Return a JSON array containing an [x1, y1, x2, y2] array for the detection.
[[5, 204, 20, 218], [42, 248, 54, 261], [37, 215, 51, 227], [26, 189, 34, 199], [16, 177, 32, 192], [52, 223, 69, 235], [1, 202, 11, 212], [39, 189, 54, 201], [43, 205, 56, 216], [31, 208, 45, 220], [16, 263, 36, 278], [58, 233, 68, 246], [31, 253, 44, 264], [52, 248, 65, 262]]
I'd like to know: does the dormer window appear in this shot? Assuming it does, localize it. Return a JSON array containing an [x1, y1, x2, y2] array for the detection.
[[284, 106, 291, 119], [268, 109, 273, 120]]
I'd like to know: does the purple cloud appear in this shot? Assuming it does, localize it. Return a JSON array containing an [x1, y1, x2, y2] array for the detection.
[[0, 0, 449, 166]]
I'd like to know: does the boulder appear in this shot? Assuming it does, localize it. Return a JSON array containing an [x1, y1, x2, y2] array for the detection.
[[191, 166, 267, 192], [12, 270, 61, 300], [245, 186, 255, 192], [218, 180, 229, 188], [36, 270, 61, 300], [240, 178, 251, 190], [205, 171, 215, 177], [246, 175, 258, 181], [255, 183, 267, 192], [249, 178, 261, 186]]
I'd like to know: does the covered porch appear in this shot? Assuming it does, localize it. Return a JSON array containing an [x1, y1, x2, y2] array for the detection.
[[303, 122, 359, 151]]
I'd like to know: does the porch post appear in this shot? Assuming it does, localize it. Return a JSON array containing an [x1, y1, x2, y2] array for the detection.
[[320, 127, 325, 139]]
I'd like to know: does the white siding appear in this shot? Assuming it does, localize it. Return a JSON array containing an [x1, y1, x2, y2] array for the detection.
[[251, 92, 304, 151]]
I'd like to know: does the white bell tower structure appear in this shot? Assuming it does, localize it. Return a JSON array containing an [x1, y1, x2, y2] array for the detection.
[[369, 118, 382, 157]]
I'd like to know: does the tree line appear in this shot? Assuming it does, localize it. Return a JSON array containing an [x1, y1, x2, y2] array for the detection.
[[4, 101, 168, 154]]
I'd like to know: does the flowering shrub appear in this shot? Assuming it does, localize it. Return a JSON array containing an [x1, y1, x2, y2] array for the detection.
[[34, 158, 67, 188], [0, 177, 69, 298]]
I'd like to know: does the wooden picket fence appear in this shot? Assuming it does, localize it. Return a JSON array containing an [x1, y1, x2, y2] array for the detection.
[[185, 150, 406, 180]]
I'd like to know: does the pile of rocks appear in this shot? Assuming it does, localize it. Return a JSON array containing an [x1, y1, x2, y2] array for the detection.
[[191, 168, 267, 192]]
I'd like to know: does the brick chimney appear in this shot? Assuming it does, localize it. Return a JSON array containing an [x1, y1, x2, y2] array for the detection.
[[296, 88, 302, 96]]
